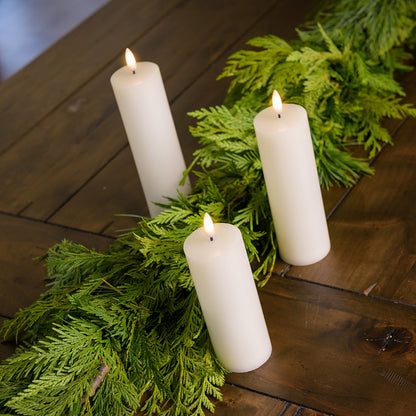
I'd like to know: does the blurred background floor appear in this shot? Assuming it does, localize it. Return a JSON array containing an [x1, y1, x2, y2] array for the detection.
[[0, 0, 109, 82]]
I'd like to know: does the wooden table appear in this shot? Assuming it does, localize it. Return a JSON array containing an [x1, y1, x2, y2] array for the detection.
[[1, 1, 415, 415]]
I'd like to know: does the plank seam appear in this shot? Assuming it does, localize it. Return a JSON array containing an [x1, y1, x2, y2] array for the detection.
[[283, 114, 412, 276], [44, 142, 129, 223], [46, 0, 283, 227], [13, 1, 188, 220], [0, 209, 115, 240], [324, 115, 410, 221], [169, 0, 282, 105], [277, 272, 416, 311], [225, 381, 336, 416], [279, 402, 291, 415], [0, 0, 186, 158]]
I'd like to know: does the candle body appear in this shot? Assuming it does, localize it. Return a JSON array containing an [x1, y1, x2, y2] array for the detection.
[[253, 104, 330, 266], [183, 223, 272, 373], [110, 62, 191, 217]]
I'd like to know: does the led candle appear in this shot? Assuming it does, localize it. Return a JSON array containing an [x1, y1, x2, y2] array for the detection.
[[183, 213, 272, 373], [253, 91, 330, 266], [110, 49, 191, 217]]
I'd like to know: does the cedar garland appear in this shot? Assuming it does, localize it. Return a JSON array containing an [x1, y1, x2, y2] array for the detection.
[[1, 1, 416, 415]]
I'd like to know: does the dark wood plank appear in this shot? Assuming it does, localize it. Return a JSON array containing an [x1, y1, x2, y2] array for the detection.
[[273, 61, 416, 276], [319, 121, 400, 224], [0, 0, 277, 221], [281, 403, 332, 416], [49, 0, 411, 241], [207, 384, 288, 415], [207, 383, 330, 415], [50, 0, 321, 236], [319, 63, 416, 223], [273, 49, 416, 276], [227, 275, 416, 416], [51, 148, 146, 235], [0, 213, 112, 317], [0, 0, 181, 152], [287, 115, 416, 304]]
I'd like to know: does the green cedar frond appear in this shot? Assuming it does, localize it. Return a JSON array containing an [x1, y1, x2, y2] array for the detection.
[[1, 2, 416, 415], [306, 0, 416, 66]]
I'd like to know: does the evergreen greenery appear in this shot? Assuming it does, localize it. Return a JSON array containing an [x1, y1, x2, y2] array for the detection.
[[1, 0, 416, 414]]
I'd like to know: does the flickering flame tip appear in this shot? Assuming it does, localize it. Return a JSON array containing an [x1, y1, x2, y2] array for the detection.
[[125, 48, 137, 73], [203, 213, 215, 241], [272, 90, 282, 117]]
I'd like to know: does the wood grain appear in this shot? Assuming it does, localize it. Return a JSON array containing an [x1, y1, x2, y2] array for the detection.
[[0, 0, 181, 153], [228, 275, 416, 416], [287, 115, 416, 304], [0, 213, 112, 317], [50, 0, 321, 236], [1, 1, 415, 415], [0, 0, 277, 221], [53, 148, 146, 235], [207, 383, 330, 415], [207, 384, 288, 415], [280, 402, 332, 416]]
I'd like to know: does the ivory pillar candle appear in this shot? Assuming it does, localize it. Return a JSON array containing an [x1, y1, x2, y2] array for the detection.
[[253, 91, 330, 266], [110, 49, 191, 217], [183, 214, 272, 373]]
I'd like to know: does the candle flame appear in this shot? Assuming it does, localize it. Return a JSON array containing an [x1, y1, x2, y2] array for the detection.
[[125, 48, 137, 72], [203, 213, 215, 240], [272, 90, 282, 116]]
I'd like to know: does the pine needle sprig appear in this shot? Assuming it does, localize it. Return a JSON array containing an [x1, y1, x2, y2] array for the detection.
[[219, 20, 416, 187], [306, 0, 416, 69], [218, 35, 296, 101]]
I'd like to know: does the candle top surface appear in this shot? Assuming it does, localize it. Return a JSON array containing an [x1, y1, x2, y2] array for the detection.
[[110, 61, 159, 86], [183, 223, 243, 260], [254, 103, 307, 132]]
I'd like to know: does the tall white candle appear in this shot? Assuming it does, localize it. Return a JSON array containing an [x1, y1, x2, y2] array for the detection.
[[253, 91, 330, 266], [183, 213, 272, 373], [110, 49, 191, 217]]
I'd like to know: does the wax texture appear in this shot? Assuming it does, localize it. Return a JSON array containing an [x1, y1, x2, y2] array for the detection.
[[254, 104, 330, 265], [183, 223, 272, 373], [111, 62, 191, 217]]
